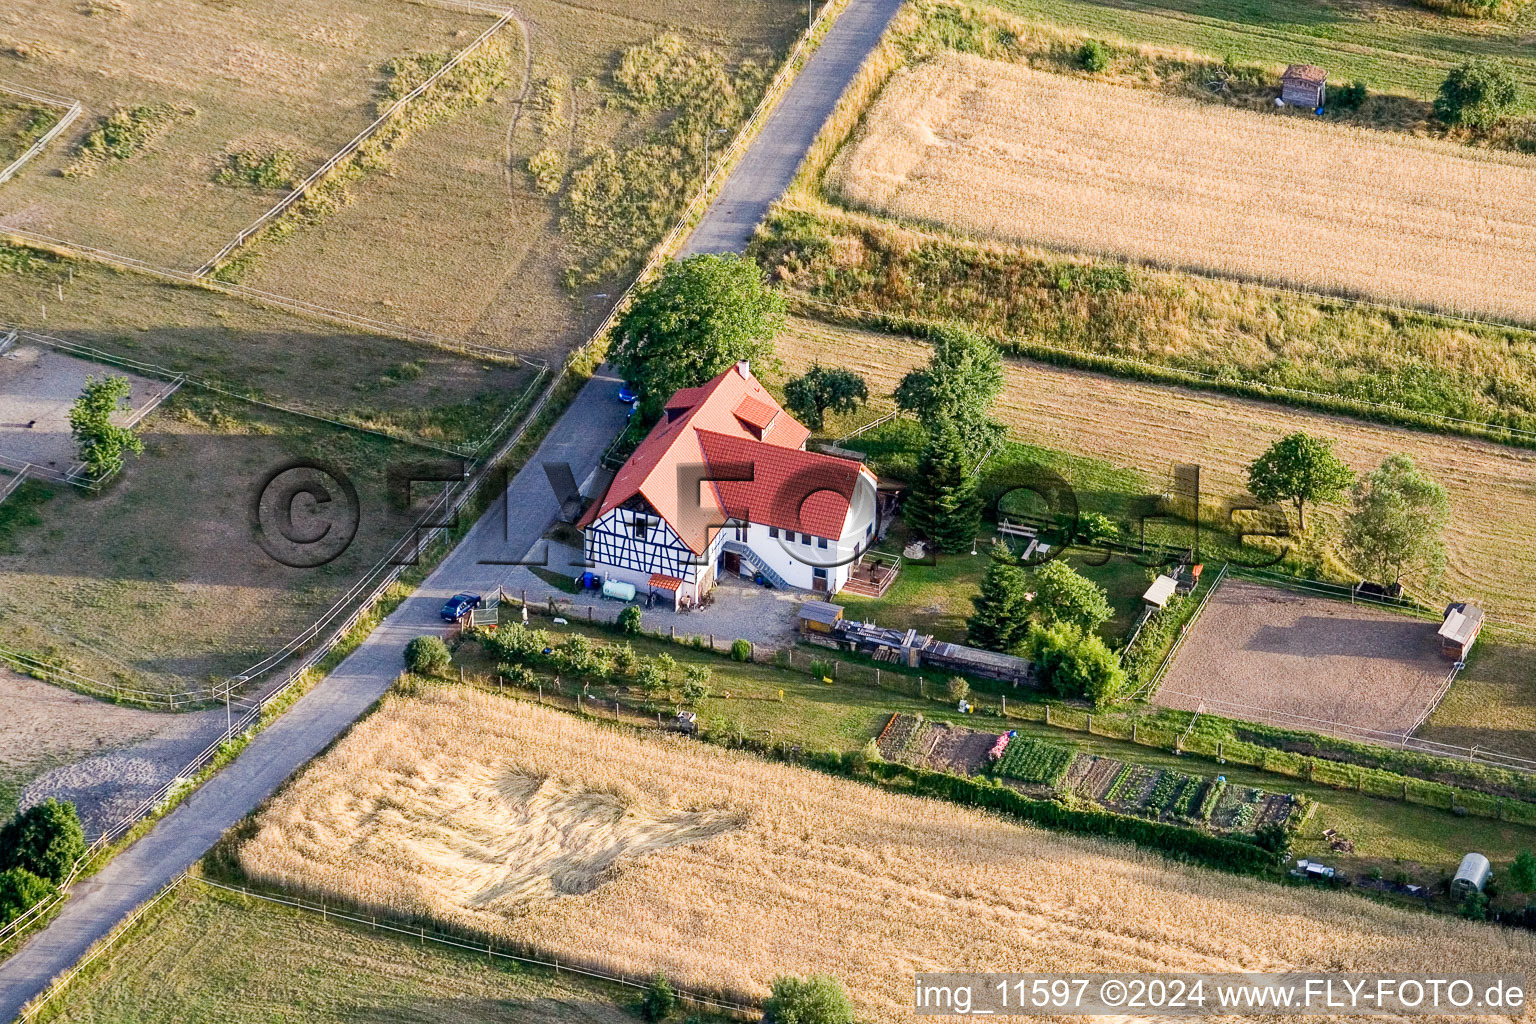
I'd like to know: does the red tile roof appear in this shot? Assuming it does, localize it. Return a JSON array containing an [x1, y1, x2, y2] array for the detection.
[[733, 395, 779, 434], [579, 362, 853, 553], [697, 430, 860, 540], [649, 573, 683, 591]]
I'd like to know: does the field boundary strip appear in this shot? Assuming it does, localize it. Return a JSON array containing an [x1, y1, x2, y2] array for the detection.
[[15, 874, 188, 1023], [791, 295, 1536, 451], [192, 7, 518, 277], [0, 0, 851, 954], [2, 324, 507, 458], [120, 877, 763, 1018], [0, 82, 82, 187]]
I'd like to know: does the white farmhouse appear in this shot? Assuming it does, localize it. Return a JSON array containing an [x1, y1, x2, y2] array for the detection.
[[579, 361, 879, 607]]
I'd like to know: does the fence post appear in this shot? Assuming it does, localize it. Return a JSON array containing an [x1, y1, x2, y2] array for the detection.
[[1044, 705, 1050, 726], [1086, 714, 1093, 735]]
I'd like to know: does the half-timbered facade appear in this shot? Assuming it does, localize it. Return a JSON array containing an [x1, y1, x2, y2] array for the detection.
[[579, 361, 878, 606]]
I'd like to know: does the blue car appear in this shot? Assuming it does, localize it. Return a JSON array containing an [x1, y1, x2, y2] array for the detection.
[[440, 592, 481, 621], [617, 382, 638, 404]]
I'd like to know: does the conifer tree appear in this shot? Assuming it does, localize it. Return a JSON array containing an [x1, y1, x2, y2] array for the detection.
[[967, 542, 1031, 653], [903, 421, 981, 554]]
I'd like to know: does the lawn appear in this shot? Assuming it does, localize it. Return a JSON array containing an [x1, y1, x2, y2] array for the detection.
[[452, 621, 1536, 885], [27, 880, 672, 1023], [0, 391, 431, 697], [232, 0, 807, 363], [0, 244, 538, 449], [1419, 639, 1536, 762], [0, 0, 487, 270], [0, 95, 56, 165], [775, 317, 1536, 634]]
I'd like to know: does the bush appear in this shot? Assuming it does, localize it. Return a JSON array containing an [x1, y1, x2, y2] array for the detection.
[[1078, 40, 1111, 72], [0, 799, 85, 884], [1333, 80, 1368, 111], [0, 867, 54, 925], [809, 659, 835, 681], [641, 973, 677, 1021], [730, 638, 752, 662], [617, 605, 643, 635], [1435, 58, 1519, 129], [682, 664, 711, 701], [612, 642, 640, 676], [404, 635, 451, 676], [1024, 622, 1127, 707], [763, 975, 854, 1024], [946, 676, 970, 702]]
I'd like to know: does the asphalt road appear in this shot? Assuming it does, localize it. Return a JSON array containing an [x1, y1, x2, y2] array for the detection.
[[680, 0, 905, 256], [0, 0, 902, 1012], [0, 372, 633, 1021]]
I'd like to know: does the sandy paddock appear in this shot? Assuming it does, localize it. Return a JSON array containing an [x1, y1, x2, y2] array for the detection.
[[0, 344, 164, 473], [1155, 579, 1452, 741]]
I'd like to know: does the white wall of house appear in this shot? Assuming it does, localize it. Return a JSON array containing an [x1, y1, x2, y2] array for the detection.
[[584, 506, 714, 604], [734, 471, 879, 594]]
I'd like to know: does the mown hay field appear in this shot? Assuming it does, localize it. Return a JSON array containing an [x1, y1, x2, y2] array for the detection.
[[777, 317, 1536, 632], [28, 880, 659, 1024], [233, 0, 803, 362], [240, 691, 1536, 1023], [0, 395, 425, 695], [0, 0, 485, 269], [827, 52, 1536, 322]]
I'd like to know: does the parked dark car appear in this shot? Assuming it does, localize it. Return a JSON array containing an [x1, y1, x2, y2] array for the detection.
[[440, 592, 481, 621]]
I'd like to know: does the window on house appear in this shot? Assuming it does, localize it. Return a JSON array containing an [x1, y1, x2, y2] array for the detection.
[[632, 517, 649, 542], [817, 537, 828, 549], [769, 526, 779, 539], [866, 522, 873, 538], [813, 567, 827, 580]]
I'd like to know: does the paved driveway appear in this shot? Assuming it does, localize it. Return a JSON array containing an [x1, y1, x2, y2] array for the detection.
[[681, 0, 905, 255], [0, 371, 632, 1021]]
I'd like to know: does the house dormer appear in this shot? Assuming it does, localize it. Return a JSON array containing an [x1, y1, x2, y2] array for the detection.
[[733, 395, 779, 440]]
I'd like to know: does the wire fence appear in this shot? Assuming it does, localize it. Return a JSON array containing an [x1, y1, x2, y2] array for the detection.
[[0, 0, 850, 953], [1131, 561, 1229, 701], [0, 98, 81, 186], [193, 9, 517, 276]]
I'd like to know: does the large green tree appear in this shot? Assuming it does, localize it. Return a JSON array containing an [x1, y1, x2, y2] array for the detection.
[[1341, 454, 1450, 587], [903, 421, 982, 554], [1024, 621, 1127, 707], [783, 363, 868, 431], [967, 542, 1032, 652], [1509, 849, 1536, 894], [763, 975, 854, 1024], [1027, 560, 1114, 634], [0, 799, 85, 885], [1246, 431, 1353, 532], [610, 253, 785, 418], [893, 328, 1004, 452], [1435, 59, 1519, 130], [69, 375, 145, 480]]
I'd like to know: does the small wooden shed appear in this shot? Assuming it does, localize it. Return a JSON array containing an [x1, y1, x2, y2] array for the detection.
[[1438, 602, 1484, 660], [798, 600, 844, 635], [1281, 64, 1328, 109]]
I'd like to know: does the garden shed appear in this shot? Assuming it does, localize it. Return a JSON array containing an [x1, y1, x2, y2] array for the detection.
[[798, 600, 844, 635], [1438, 602, 1484, 660], [1281, 64, 1327, 109]]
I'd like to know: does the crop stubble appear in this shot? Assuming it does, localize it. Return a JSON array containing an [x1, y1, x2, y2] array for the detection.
[[828, 52, 1536, 322], [240, 691, 1535, 1023]]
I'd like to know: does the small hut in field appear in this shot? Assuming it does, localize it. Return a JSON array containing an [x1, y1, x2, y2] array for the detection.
[[1281, 64, 1328, 109]]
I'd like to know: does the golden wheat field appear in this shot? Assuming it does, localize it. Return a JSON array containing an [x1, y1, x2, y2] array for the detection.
[[778, 317, 1536, 632], [241, 691, 1535, 1023], [827, 52, 1536, 322]]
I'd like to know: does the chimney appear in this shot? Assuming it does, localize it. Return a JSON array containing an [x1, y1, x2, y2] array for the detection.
[[736, 359, 750, 379]]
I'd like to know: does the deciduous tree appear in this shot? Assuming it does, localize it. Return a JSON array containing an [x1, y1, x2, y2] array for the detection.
[[1028, 560, 1114, 634], [1435, 59, 1519, 130], [69, 375, 144, 480], [610, 253, 784, 419], [893, 328, 1004, 452], [0, 799, 85, 885], [1023, 621, 1127, 707], [1246, 431, 1353, 532], [763, 974, 855, 1024], [783, 363, 868, 430], [1342, 454, 1450, 587]]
